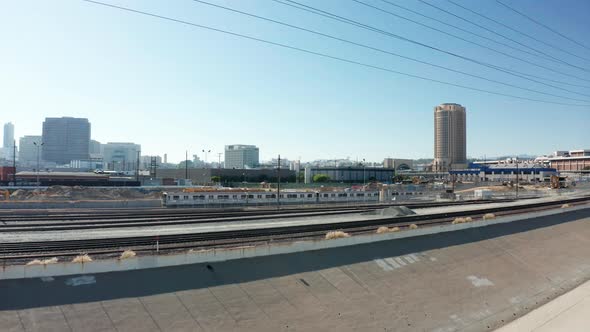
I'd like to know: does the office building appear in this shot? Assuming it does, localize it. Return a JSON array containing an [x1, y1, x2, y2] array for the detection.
[[89, 139, 102, 158], [103, 142, 141, 171], [383, 158, 413, 171], [548, 149, 590, 172], [2, 122, 15, 160], [224, 144, 259, 169], [304, 166, 395, 184], [18, 135, 42, 166], [42, 117, 91, 164], [3, 122, 14, 149], [433, 103, 467, 171]]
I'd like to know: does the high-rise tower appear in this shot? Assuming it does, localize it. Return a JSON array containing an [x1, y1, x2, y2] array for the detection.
[[433, 103, 466, 171]]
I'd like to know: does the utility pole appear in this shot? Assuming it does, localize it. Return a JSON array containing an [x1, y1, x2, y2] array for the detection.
[[362, 158, 366, 185], [277, 154, 281, 209], [185, 150, 189, 181], [12, 140, 17, 185], [450, 163, 455, 193], [136, 150, 141, 182], [516, 156, 519, 199], [33, 141, 43, 186]]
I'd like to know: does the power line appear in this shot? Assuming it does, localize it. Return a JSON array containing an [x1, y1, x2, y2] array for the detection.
[[80, 0, 590, 107], [375, 0, 590, 89], [416, 0, 589, 72], [447, 0, 590, 64], [496, 0, 590, 53], [191, 0, 590, 102], [271, 0, 590, 98], [353, 0, 590, 85]]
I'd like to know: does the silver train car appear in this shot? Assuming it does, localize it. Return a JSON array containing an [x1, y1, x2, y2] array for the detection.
[[163, 190, 381, 207]]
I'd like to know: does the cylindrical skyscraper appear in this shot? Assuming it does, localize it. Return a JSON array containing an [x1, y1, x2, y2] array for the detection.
[[434, 103, 466, 171]]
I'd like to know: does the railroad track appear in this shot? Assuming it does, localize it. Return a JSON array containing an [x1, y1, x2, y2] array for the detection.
[[1, 196, 588, 262], [0, 198, 520, 222]]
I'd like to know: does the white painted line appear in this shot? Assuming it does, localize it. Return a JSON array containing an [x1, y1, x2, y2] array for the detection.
[[374, 259, 393, 271], [404, 255, 416, 264], [385, 258, 401, 268], [394, 257, 407, 266], [410, 253, 420, 261]]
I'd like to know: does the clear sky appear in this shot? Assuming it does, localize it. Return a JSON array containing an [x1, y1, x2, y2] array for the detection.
[[1, 0, 589, 163]]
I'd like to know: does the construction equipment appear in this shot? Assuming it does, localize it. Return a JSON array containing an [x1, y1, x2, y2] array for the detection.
[[550, 175, 568, 189]]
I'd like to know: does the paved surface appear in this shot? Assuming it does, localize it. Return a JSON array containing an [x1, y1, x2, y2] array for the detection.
[[496, 279, 590, 332], [1, 209, 590, 331]]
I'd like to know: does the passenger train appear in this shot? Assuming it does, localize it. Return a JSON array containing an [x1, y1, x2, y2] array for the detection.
[[163, 189, 383, 207]]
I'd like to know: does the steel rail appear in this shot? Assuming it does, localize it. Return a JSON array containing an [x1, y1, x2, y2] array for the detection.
[[1, 196, 588, 260]]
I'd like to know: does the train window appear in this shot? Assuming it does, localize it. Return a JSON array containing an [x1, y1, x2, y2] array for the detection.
[[248, 195, 254, 199], [307, 194, 313, 198], [331, 194, 335, 197], [218, 195, 229, 199], [357, 193, 364, 197], [173, 195, 180, 200], [287, 194, 298, 198], [257, 195, 262, 199], [265, 194, 273, 198], [300, 194, 305, 198], [241, 195, 247, 199], [280, 194, 284, 198], [183, 196, 189, 200], [208, 195, 214, 199], [232, 195, 238, 199], [338, 193, 347, 197], [323, 194, 329, 197]]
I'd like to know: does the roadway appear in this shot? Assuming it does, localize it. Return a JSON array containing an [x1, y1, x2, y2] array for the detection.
[[1, 207, 590, 331]]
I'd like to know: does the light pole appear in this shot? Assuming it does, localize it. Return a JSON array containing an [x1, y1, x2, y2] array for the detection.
[[33, 141, 44, 186], [515, 158, 519, 199], [202, 149, 211, 167], [362, 158, 366, 185]]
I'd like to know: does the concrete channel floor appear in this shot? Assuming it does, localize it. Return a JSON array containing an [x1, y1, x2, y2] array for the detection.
[[496, 279, 590, 332], [1, 208, 590, 331]]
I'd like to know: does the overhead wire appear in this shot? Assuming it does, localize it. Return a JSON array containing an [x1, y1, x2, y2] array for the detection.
[[446, 0, 590, 64], [496, 0, 590, 53], [79, 0, 590, 107], [374, 0, 590, 88], [188, 0, 590, 102], [271, 0, 590, 98], [353, 0, 590, 83], [416, 0, 590, 72]]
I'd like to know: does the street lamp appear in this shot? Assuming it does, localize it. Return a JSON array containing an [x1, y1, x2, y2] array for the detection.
[[362, 158, 366, 185], [33, 142, 44, 186], [202, 149, 211, 166]]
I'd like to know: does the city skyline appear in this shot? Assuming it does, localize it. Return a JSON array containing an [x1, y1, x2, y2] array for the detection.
[[2, 1, 590, 162]]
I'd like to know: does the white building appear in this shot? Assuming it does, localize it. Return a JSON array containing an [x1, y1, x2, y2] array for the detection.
[[2, 122, 15, 160], [224, 144, 259, 169], [102, 142, 141, 171], [18, 135, 42, 166]]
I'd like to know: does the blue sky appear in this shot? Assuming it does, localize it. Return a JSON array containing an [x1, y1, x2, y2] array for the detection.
[[1, 0, 589, 163]]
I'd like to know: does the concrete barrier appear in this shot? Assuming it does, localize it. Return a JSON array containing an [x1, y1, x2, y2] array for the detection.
[[0, 199, 162, 209], [1, 203, 589, 280]]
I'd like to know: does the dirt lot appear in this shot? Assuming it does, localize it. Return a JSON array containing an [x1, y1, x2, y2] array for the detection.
[[8, 186, 162, 201]]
